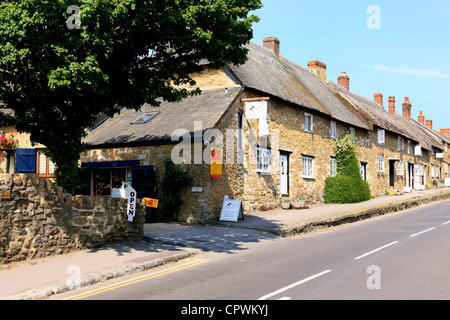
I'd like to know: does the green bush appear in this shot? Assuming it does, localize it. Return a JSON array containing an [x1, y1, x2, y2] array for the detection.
[[324, 133, 371, 204], [156, 160, 193, 222]]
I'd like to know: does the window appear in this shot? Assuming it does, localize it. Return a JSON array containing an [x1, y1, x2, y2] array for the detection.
[[131, 111, 161, 125], [377, 155, 384, 173], [398, 137, 404, 151], [302, 156, 314, 178], [305, 113, 314, 132], [414, 144, 422, 156], [37, 150, 55, 177], [431, 165, 435, 178], [378, 129, 385, 144], [349, 127, 356, 143], [330, 157, 337, 177], [397, 161, 404, 176], [445, 163, 449, 175], [436, 166, 440, 179], [407, 141, 411, 154], [330, 121, 337, 139], [256, 148, 272, 174]]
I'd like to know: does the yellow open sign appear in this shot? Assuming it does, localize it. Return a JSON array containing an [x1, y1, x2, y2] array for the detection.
[[144, 198, 159, 208]]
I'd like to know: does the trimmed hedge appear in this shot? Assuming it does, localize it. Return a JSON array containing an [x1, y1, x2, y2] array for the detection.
[[324, 174, 371, 204], [324, 133, 371, 204]]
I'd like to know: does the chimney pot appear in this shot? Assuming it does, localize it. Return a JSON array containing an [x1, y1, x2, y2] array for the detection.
[[374, 93, 383, 107], [388, 96, 396, 114], [418, 111, 425, 125], [402, 97, 412, 119], [440, 128, 450, 137], [263, 37, 280, 59], [426, 119, 433, 131], [337, 72, 350, 91], [308, 60, 327, 82]]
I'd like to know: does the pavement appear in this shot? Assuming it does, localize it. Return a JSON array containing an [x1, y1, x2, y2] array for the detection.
[[1, 187, 449, 300]]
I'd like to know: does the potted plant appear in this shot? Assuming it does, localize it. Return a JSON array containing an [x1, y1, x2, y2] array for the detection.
[[292, 196, 307, 209], [281, 198, 291, 210]]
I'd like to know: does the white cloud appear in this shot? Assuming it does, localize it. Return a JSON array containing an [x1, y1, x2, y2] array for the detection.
[[362, 64, 448, 78]]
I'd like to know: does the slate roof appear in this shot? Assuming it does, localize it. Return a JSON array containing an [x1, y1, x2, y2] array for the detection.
[[83, 87, 242, 147]]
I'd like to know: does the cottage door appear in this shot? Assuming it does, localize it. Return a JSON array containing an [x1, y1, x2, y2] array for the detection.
[[279, 154, 289, 197]]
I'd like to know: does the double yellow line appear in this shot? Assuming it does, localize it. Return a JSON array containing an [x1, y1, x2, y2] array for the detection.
[[61, 258, 210, 300]]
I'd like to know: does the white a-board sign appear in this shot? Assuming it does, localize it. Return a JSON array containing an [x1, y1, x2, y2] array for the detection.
[[219, 197, 244, 222]]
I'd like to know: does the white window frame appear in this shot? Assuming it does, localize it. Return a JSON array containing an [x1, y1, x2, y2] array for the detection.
[[256, 148, 272, 174], [397, 160, 404, 176], [378, 129, 385, 145], [445, 163, 449, 174], [302, 156, 314, 179], [330, 157, 337, 177], [377, 155, 385, 173], [305, 113, 314, 133], [398, 137, 404, 151], [407, 141, 411, 154], [330, 121, 337, 139], [431, 165, 435, 178]]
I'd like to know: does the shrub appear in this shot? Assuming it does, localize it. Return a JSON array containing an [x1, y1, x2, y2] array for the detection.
[[324, 133, 371, 204], [156, 160, 193, 222]]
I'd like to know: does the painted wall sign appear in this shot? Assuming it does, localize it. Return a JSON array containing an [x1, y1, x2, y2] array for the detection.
[[1, 189, 11, 200]]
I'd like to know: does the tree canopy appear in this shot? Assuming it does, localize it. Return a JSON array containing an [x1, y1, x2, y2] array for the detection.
[[0, 0, 262, 191]]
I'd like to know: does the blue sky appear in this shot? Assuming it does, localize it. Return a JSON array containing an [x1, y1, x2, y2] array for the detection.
[[250, 0, 450, 132]]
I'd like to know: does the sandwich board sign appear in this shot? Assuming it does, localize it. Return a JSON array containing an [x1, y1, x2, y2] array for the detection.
[[219, 196, 244, 222]]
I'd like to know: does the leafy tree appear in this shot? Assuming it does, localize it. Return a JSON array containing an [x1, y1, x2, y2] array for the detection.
[[0, 0, 262, 192], [324, 133, 371, 204]]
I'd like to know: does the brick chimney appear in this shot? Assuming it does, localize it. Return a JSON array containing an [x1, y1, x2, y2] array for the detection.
[[426, 119, 433, 130], [402, 97, 411, 119], [388, 96, 396, 114], [263, 37, 280, 59], [308, 60, 327, 82], [337, 72, 350, 91], [374, 93, 383, 107], [440, 128, 450, 137], [418, 111, 425, 125]]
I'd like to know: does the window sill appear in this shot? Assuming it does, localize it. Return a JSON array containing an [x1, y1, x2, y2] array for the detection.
[[257, 170, 272, 175], [302, 176, 315, 180]]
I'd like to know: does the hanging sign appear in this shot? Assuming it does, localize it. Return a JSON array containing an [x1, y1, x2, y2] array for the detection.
[[144, 198, 159, 208], [210, 147, 222, 178], [219, 197, 244, 222], [120, 182, 137, 222], [245, 100, 268, 120]]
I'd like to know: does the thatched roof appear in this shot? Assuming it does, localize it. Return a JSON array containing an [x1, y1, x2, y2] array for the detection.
[[226, 42, 370, 131]]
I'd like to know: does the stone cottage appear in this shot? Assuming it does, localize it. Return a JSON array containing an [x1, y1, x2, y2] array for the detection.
[[78, 37, 450, 224]]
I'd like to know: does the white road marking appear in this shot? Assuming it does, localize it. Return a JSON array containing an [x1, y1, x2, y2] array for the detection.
[[442, 221, 450, 226], [258, 270, 332, 301], [354, 241, 399, 260], [410, 228, 435, 238], [278, 297, 292, 300]]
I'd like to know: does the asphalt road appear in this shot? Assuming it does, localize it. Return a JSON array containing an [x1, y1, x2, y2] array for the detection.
[[53, 199, 450, 301]]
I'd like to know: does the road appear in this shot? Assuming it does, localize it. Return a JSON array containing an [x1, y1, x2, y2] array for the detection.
[[53, 199, 450, 301]]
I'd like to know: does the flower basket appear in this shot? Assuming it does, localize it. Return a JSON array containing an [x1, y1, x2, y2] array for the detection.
[[281, 199, 291, 210], [0, 134, 19, 152]]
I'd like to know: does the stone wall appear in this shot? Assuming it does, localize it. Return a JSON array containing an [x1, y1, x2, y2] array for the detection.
[[0, 174, 145, 265]]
